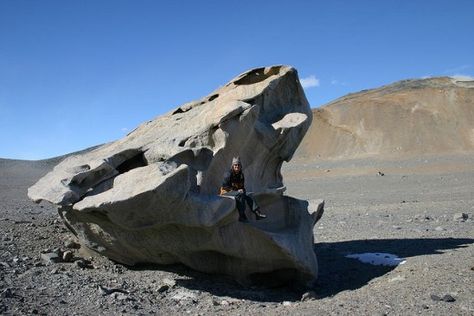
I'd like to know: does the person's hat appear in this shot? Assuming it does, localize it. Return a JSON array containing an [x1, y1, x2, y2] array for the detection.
[[232, 156, 241, 166]]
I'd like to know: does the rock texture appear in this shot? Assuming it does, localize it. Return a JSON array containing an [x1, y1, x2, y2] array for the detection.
[[28, 65, 320, 285], [296, 76, 474, 160]]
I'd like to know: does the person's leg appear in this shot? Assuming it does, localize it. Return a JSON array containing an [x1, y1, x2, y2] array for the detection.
[[235, 193, 248, 222], [243, 194, 266, 220]]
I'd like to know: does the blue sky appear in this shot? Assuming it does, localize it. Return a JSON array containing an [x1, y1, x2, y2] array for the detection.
[[1, 0, 473, 160]]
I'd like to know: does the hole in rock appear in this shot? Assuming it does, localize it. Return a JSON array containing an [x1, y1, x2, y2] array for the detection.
[[172, 108, 186, 115], [208, 94, 219, 102], [75, 164, 91, 172], [178, 138, 189, 147], [234, 66, 282, 86], [115, 151, 148, 174]]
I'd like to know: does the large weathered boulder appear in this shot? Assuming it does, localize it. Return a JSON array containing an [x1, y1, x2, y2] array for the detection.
[[28, 65, 322, 285]]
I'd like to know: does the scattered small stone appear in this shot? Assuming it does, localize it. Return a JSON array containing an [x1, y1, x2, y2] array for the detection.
[[113, 293, 129, 301], [50, 268, 60, 275], [442, 294, 456, 302], [0, 262, 11, 268], [422, 304, 429, 309], [171, 289, 198, 302], [221, 300, 229, 306], [1, 288, 13, 298], [75, 259, 86, 269], [453, 213, 468, 221], [388, 275, 405, 282], [112, 264, 124, 274], [157, 285, 169, 293], [52, 248, 62, 255], [64, 239, 80, 249], [14, 220, 32, 224], [62, 251, 74, 262], [301, 291, 318, 301], [162, 278, 176, 288], [377, 171, 385, 176], [41, 252, 61, 265], [74, 259, 92, 269], [282, 301, 292, 306], [430, 294, 456, 302], [98, 285, 129, 296], [435, 226, 444, 231]]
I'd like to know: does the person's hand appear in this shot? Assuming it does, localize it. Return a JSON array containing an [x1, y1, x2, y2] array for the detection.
[[238, 189, 244, 193]]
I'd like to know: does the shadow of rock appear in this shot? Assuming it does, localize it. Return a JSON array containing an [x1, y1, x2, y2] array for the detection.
[[314, 237, 474, 298], [129, 262, 304, 303], [128, 238, 473, 302]]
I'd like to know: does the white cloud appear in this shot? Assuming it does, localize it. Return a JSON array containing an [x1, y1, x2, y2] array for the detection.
[[121, 127, 129, 133], [300, 75, 320, 89], [330, 78, 347, 86]]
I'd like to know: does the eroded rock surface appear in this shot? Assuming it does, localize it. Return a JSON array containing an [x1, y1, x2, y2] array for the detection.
[[28, 65, 320, 285]]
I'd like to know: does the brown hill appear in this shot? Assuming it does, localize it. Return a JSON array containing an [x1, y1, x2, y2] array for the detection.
[[295, 76, 474, 160]]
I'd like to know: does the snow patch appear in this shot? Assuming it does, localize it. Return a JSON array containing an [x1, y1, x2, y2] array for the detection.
[[345, 252, 406, 266]]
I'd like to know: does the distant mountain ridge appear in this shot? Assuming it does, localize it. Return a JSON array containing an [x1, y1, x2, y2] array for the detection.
[[295, 76, 474, 160]]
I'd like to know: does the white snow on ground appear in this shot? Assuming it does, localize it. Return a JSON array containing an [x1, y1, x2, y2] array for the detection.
[[345, 253, 406, 266]]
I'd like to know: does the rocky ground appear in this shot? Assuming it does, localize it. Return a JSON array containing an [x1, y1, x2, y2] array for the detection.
[[1, 153, 473, 315]]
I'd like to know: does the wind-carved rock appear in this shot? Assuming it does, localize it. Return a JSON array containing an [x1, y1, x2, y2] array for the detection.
[[28, 65, 324, 285]]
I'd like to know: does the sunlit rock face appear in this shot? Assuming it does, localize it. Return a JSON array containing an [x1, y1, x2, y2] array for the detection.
[[28, 65, 322, 285]]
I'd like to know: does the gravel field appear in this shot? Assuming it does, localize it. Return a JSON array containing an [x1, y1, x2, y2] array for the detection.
[[1, 153, 473, 315]]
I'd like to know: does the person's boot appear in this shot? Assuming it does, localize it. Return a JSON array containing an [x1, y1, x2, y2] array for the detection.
[[238, 208, 249, 222], [254, 209, 267, 220]]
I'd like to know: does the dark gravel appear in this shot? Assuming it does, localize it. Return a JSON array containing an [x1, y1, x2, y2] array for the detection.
[[1, 153, 473, 315]]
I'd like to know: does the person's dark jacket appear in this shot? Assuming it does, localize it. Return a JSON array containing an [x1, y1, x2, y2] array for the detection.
[[220, 170, 245, 195]]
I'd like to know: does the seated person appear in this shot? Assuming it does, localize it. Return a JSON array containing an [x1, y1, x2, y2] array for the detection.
[[220, 157, 267, 222]]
